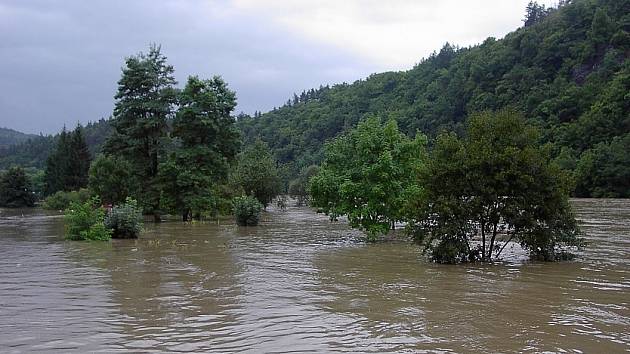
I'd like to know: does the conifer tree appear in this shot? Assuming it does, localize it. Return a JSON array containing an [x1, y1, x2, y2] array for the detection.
[[161, 75, 240, 220], [104, 44, 177, 220]]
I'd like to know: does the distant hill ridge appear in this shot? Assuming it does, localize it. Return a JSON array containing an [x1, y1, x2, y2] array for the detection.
[[0, 119, 112, 169], [0, 127, 39, 149], [237, 0, 629, 196]]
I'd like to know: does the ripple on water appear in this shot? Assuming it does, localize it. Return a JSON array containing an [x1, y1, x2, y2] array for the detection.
[[0, 200, 629, 352]]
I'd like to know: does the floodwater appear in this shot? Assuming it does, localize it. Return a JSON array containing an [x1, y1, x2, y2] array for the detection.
[[0, 199, 628, 353]]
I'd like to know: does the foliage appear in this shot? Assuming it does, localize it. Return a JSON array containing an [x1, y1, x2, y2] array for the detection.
[[25, 168, 45, 200], [42, 188, 91, 210], [234, 139, 282, 207], [64, 197, 111, 241], [575, 133, 630, 197], [0, 119, 112, 171], [407, 110, 584, 263], [232, 195, 263, 226], [103, 44, 177, 218], [104, 197, 143, 239], [288, 165, 319, 206], [0, 127, 38, 149], [0, 166, 36, 208], [310, 117, 427, 240], [160, 75, 240, 220], [44, 125, 91, 195], [88, 154, 135, 205], [238, 0, 629, 197]]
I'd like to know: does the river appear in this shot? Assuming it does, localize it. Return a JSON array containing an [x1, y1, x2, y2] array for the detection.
[[0, 199, 628, 353]]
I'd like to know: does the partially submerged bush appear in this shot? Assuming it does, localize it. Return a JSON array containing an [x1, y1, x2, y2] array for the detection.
[[233, 195, 263, 226], [105, 197, 143, 239], [43, 189, 91, 210], [64, 197, 111, 241]]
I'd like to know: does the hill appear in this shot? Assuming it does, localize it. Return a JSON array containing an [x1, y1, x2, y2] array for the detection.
[[238, 0, 629, 197], [0, 119, 112, 170], [0, 128, 39, 149]]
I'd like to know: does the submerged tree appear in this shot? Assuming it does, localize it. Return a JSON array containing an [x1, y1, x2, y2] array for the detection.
[[234, 139, 282, 208], [407, 110, 584, 263], [310, 116, 427, 240], [288, 165, 319, 206], [88, 154, 135, 205], [103, 44, 177, 220], [161, 76, 240, 221], [0, 166, 36, 208]]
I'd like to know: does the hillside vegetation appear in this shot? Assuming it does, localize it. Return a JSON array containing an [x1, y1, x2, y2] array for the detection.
[[0, 128, 38, 149], [0, 119, 112, 169], [238, 0, 629, 197]]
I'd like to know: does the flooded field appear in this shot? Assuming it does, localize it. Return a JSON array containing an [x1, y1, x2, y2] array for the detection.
[[0, 199, 628, 352]]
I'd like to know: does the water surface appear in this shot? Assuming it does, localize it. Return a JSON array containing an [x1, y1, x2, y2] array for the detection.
[[0, 199, 628, 352]]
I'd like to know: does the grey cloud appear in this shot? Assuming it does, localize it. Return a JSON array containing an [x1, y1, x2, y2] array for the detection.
[[0, 0, 375, 134]]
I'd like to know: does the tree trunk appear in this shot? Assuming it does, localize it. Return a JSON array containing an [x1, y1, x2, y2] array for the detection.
[[488, 222, 497, 260], [481, 219, 486, 261]]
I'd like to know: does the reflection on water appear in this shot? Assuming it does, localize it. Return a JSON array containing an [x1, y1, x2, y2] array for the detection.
[[0, 199, 628, 352]]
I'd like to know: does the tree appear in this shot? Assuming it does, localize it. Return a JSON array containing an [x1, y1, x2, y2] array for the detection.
[[161, 76, 240, 221], [310, 117, 427, 240], [288, 165, 319, 206], [43, 125, 90, 195], [408, 110, 584, 263], [0, 166, 36, 208], [88, 154, 135, 205], [574, 134, 630, 197], [234, 139, 282, 207], [589, 8, 615, 50], [68, 125, 91, 190], [44, 127, 70, 195], [103, 44, 177, 220], [523, 1, 549, 27]]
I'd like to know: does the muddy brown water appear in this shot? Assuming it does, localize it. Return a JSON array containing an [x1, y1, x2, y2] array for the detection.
[[0, 199, 628, 353]]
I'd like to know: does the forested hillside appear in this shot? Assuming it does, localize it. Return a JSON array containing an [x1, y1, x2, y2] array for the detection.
[[0, 119, 112, 169], [0, 128, 38, 149], [238, 0, 629, 197]]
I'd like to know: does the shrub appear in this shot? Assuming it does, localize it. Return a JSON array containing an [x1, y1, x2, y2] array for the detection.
[[64, 197, 111, 241], [0, 166, 36, 208], [43, 189, 91, 210], [233, 195, 263, 226], [104, 197, 143, 239]]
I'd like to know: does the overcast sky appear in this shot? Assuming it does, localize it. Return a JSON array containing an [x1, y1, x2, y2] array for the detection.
[[0, 0, 555, 134]]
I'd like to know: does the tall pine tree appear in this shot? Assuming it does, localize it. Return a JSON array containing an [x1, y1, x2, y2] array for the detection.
[[104, 44, 177, 220], [44, 125, 90, 195], [161, 76, 240, 221]]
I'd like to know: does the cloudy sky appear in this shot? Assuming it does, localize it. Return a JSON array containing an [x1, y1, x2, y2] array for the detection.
[[0, 0, 555, 134]]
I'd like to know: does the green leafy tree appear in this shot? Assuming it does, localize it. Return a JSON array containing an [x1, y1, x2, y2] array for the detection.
[[103, 44, 177, 220], [64, 197, 111, 241], [0, 166, 36, 208], [574, 134, 630, 197], [232, 195, 263, 226], [234, 139, 282, 207], [88, 154, 135, 205], [310, 117, 427, 240], [161, 76, 240, 221], [408, 110, 584, 263], [288, 165, 319, 206]]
